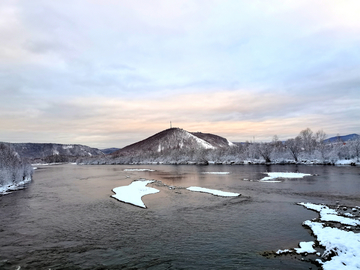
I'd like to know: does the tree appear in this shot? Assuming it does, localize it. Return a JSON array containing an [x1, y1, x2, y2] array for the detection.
[[256, 142, 273, 163], [349, 137, 360, 162], [285, 137, 302, 162], [298, 128, 316, 154]]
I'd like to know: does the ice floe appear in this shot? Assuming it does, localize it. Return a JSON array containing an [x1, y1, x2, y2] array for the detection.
[[112, 180, 159, 208], [186, 186, 240, 197], [201, 172, 230, 175], [123, 168, 155, 172], [260, 172, 312, 182]]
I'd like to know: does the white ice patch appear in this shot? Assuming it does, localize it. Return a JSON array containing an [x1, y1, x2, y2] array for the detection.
[[260, 172, 312, 182], [294, 241, 316, 254], [276, 249, 292, 255], [187, 186, 240, 197], [123, 169, 155, 172], [112, 180, 159, 208], [201, 172, 230, 175]]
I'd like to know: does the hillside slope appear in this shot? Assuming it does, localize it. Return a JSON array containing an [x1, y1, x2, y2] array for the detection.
[[7, 143, 103, 160], [113, 128, 233, 156]]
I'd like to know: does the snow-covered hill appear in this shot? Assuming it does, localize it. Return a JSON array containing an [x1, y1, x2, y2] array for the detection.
[[7, 143, 103, 161], [112, 128, 234, 156]]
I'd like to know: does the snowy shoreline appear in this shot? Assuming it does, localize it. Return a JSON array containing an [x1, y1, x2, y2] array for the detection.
[[271, 202, 360, 269], [80, 158, 360, 166], [0, 177, 32, 195]]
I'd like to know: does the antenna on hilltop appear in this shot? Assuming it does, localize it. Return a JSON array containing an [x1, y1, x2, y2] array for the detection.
[[170, 121, 172, 128]]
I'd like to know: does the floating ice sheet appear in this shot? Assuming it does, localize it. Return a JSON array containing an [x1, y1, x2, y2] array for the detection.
[[186, 186, 240, 197], [260, 172, 311, 182], [123, 169, 155, 172], [112, 180, 159, 208], [201, 172, 230, 175]]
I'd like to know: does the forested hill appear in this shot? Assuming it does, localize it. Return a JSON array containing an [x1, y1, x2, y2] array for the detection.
[[4, 143, 104, 162]]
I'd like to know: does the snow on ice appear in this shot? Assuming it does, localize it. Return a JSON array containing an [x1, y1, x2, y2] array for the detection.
[[260, 172, 312, 182], [201, 172, 230, 175], [112, 180, 159, 208], [294, 241, 317, 254], [186, 186, 240, 197], [123, 169, 155, 172]]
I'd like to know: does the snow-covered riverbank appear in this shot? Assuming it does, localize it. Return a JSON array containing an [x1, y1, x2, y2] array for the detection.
[[274, 202, 360, 269]]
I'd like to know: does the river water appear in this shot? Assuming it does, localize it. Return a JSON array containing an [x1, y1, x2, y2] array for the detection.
[[0, 164, 359, 269]]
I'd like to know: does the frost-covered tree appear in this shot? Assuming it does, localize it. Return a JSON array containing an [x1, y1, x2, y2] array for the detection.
[[256, 142, 273, 163], [0, 143, 33, 192], [349, 137, 360, 161], [298, 128, 316, 154], [285, 137, 302, 162]]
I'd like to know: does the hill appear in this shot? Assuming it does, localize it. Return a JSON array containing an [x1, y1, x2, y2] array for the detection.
[[5, 143, 103, 162], [324, 134, 360, 143], [112, 128, 234, 156], [101, 148, 121, 154]]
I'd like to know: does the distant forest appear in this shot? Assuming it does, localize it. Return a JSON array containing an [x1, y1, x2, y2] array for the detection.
[[79, 128, 360, 165]]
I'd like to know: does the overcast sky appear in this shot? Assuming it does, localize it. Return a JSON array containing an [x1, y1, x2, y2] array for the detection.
[[1, 0, 359, 148]]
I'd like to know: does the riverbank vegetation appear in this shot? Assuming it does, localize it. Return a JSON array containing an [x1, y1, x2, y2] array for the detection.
[[0, 143, 34, 194]]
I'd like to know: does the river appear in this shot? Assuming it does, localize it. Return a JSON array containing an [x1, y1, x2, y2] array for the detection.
[[1, 164, 359, 269]]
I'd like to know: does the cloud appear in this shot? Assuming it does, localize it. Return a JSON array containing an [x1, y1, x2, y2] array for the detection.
[[0, 0, 359, 147]]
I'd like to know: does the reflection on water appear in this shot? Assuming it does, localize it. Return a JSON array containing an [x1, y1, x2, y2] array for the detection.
[[0, 164, 359, 269]]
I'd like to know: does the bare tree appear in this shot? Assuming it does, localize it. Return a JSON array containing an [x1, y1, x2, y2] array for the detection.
[[349, 137, 360, 162], [285, 136, 302, 162], [256, 142, 273, 163], [299, 128, 316, 154]]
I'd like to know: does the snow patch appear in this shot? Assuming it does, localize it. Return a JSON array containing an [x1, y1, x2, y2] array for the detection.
[[294, 241, 317, 254], [187, 186, 240, 197], [298, 202, 360, 226], [0, 176, 32, 195], [123, 168, 155, 172], [62, 145, 74, 149], [304, 220, 360, 270], [201, 172, 230, 175], [112, 180, 160, 208], [260, 172, 312, 182], [184, 132, 216, 149], [276, 202, 360, 269]]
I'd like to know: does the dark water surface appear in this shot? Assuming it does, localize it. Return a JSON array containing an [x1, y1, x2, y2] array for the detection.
[[1, 164, 359, 269]]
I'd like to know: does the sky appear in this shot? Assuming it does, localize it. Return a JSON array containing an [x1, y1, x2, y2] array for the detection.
[[1, 0, 359, 148]]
